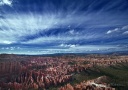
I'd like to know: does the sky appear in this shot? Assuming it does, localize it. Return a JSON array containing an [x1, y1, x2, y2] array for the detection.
[[0, 0, 128, 54]]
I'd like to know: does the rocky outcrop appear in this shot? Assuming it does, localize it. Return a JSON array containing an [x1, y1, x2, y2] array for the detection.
[[59, 76, 115, 90]]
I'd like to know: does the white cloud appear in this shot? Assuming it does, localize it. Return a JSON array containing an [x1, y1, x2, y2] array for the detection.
[[60, 44, 66, 47], [106, 28, 120, 34], [69, 29, 75, 34], [106, 25, 128, 34], [0, 46, 21, 51], [60, 44, 76, 48], [122, 25, 128, 30], [0, 0, 12, 6], [3, 0, 12, 5], [123, 31, 128, 35], [70, 45, 76, 48], [106, 30, 112, 34], [3, 41, 12, 44]]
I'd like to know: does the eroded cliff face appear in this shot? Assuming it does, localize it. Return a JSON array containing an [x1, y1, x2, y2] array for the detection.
[[0, 54, 128, 90], [0, 55, 85, 90], [0, 61, 21, 74]]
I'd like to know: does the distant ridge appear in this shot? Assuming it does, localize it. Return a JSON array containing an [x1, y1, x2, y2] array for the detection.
[[0, 51, 128, 57], [0, 53, 17, 58]]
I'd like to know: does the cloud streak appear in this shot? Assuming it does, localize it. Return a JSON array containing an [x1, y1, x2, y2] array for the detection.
[[106, 25, 128, 34]]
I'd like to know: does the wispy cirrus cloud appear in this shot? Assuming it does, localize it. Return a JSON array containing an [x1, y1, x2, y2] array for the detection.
[[0, 12, 128, 44], [123, 31, 128, 35], [106, 25, 128, 35], [106, 28, 120, 34], [0, 13, 102, 44], [0, 0, 128, 54]]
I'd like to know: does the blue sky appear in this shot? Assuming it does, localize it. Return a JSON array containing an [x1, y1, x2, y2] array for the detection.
[[0, 0, 128, 54]]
